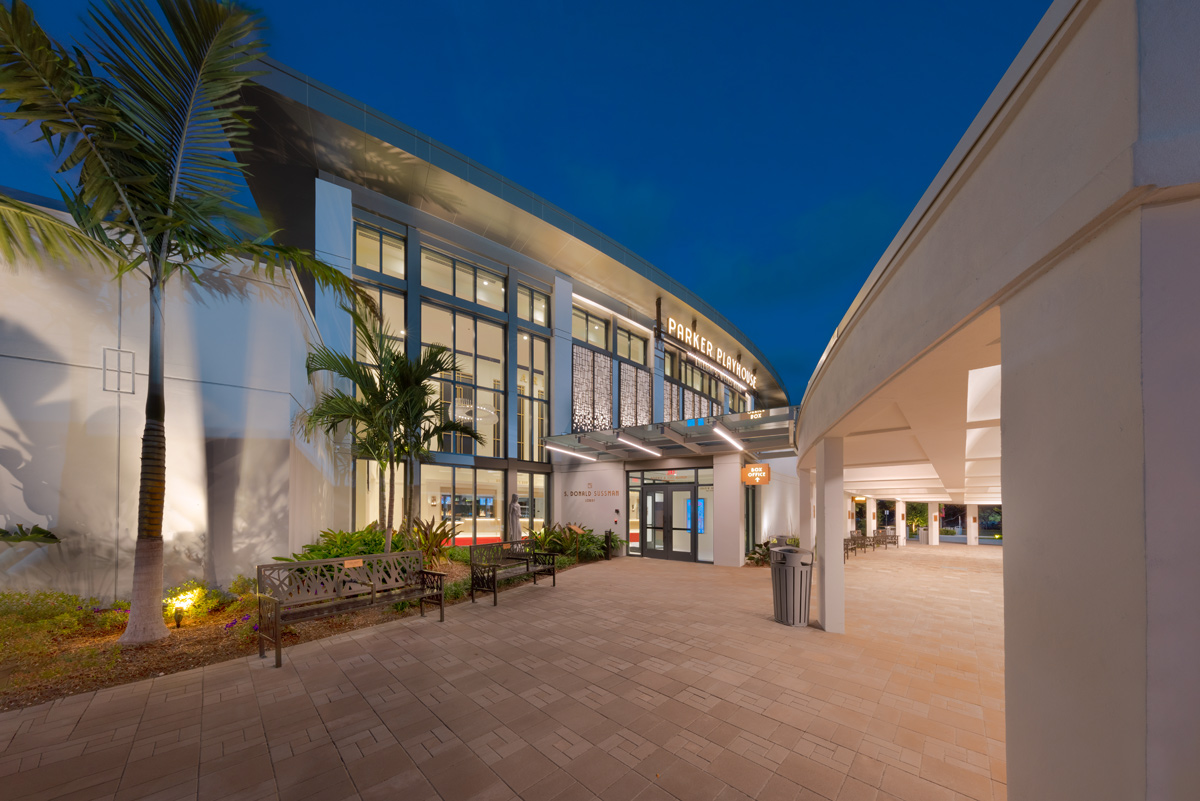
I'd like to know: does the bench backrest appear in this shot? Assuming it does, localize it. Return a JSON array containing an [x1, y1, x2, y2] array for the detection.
[[469, 539, 532, 566], [258, 550, 426, 606]]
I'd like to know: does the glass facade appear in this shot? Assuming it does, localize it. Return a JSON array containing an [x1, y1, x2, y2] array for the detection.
[[572, 306, 609, 348], [419, 465, 506, 544], [517, 285, 550, 327], [515, 472, 548, 536], [626, 468, 716, 563], [422, 303, 505, 457], [516, 332, 549, 461], [345, 223, 768, 537], [355, 224, 405, 280], [421, 248, 505, 311]]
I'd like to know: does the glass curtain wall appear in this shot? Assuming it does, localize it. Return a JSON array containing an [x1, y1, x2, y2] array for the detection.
[[422, 303, 504, 457], [354, 224, 405, 279], [352, 280, 406, 530], [419, 465, 505, 545], [420, 248, 505, 310], [515, 472, 548, 538], [626, 468, 715, 562], [516, 333, 550, 461]]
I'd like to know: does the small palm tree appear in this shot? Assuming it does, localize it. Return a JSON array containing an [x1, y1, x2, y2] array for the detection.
[[0, 0, 367, 643], [298, 305, 483, 552]]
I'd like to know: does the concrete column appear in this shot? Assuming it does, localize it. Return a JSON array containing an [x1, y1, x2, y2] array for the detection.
[[928, 503, 940, 545], [550, 275, 573, 436], [895, 500, 907, 547], [865, 497, 877, 536], [313, 178, 355, 531], [1003, 211, 1147, 800], [712, 452, 744, 567], [796, 467, 814, 550], [966, 503, 980, 545], [814, 437, 845, 634]]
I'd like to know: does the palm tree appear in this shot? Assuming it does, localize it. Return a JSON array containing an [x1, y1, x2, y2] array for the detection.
[[298, 305, 483, 552], [0, 0, 368, 643]]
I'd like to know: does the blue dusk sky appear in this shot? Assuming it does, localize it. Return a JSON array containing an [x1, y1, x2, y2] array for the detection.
[[1, 0, 1052, 402]]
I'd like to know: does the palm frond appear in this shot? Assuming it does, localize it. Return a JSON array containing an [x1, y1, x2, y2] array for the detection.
[[0, 193, 116, 268]]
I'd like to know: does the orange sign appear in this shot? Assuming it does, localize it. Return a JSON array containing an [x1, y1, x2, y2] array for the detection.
[[741, 464, 771, 485], [344, 559, 363, 568]]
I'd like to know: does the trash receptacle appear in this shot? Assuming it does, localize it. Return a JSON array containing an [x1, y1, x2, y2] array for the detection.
[[770, 546, 814, 627], [604, 532, 613, 560]]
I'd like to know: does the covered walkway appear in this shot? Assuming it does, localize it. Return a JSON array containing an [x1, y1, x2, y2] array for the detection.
[[0, 549, 1004, 801]]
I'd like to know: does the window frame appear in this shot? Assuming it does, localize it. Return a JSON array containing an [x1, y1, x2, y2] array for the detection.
[[420, 246, 507, 311], [517, 284, 551, 328]]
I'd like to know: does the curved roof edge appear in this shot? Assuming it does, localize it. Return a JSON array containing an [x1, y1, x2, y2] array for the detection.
[[799, 0, 1078, 409], [251, 56, 788, 404]]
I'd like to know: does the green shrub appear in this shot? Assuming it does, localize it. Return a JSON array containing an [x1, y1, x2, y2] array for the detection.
[[274, 523, 387, 561], [229, 574, 257, 598], [747, 542, 771, 566], [444, 578, 470, 602], [528, 524, 562, 553], [408, 517, 457, 567], [940, 527, 957, 537], [445, 546, 471, 564]]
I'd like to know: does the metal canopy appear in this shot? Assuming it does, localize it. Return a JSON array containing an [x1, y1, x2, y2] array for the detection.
[[544, 406, 799, 462]]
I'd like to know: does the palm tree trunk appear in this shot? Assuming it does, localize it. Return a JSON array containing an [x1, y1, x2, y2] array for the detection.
[[404, 455, 418, 535], [385, 460, 395, 552], [377, 462, 386, 530], [120, 279, 170, 644]]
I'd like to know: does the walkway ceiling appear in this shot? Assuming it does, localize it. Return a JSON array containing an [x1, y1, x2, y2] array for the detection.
[[797, 309, 1002, 505], [545, 406, 797, 462]]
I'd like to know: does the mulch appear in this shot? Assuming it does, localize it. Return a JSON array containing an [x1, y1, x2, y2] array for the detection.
[[1, 558, 573, 712]]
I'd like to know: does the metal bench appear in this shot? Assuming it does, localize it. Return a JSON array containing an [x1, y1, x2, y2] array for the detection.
[[873, 528, 899, 549], [257, 550, 445, 667], [469, 540, 556, 605]]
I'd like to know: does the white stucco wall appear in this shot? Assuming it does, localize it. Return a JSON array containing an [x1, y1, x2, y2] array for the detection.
[[758, 457, 801, 543], [0, 253, 343, 598]]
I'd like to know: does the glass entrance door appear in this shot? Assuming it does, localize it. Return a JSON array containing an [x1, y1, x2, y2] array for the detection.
[[644, 484, 697, 561]]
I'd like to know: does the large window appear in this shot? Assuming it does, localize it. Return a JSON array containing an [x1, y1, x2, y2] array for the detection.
[[354, 224, 405, 280], [352, 285, 406, 527], [419, 465, 505, 545], [515, 472, 548, 537], [572, 306, 610, 348], [354, 461, 404, 531], [421, 248, 505, 311], [572, 344, 613, 433], [421, 303, 504, 457], [517, 285, 550, 327], [616, 327, 647, 365], [517, 332, 550, 461], [663, 347, 746, 420]]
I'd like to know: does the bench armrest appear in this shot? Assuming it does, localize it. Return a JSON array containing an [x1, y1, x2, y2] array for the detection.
[[419, 569, 445, 592]]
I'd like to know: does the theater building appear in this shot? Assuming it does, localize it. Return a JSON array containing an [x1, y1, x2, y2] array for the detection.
[[0, 57, 795, 598]]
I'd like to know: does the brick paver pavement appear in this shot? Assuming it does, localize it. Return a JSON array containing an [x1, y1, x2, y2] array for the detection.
[[0, 545, 1005, 801]]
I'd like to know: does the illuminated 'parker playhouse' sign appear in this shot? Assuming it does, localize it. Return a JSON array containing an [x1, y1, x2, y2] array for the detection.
[[666, 317, 758, 389]]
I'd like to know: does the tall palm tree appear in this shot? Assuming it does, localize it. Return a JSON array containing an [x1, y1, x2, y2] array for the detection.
[[0, 0, 368, 643], [298, 305, 483, 552]]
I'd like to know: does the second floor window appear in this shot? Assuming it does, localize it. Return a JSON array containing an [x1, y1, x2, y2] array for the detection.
[[354, 224, 405, 280], [517, 285, 550, 327], [572, 307, 609, 348], [616, 328, 647, 365], [421, 248, 505, 311]]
